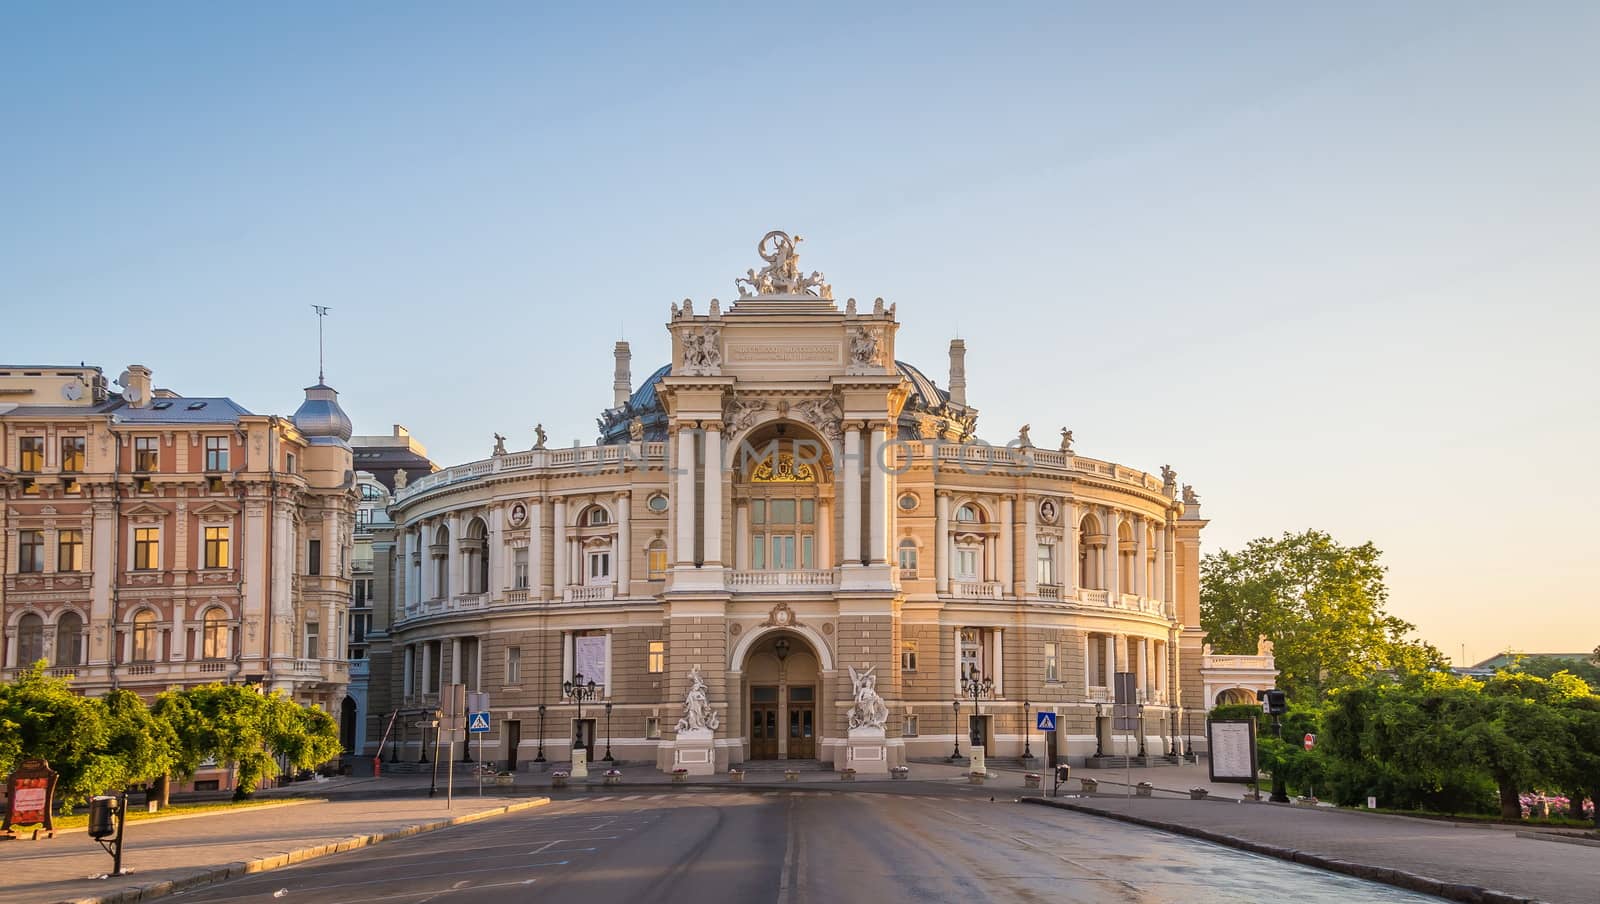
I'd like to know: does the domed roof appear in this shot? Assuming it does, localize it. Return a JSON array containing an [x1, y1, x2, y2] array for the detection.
[[293, 383, 353, 447], [895, 360, 949, 410], [598, 364, 671, 445]]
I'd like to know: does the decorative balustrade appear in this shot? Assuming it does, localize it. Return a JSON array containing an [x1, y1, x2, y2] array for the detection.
[[454, 593, 487, 611], [566, 584, 615, 603], [1079, 589, 1109, 605], [505, 589, 530, 604], [198, 660, 228, 673], [898, 567, 919, 581], [952, 580, 1003, 599], [727, 570, 837, 590], [1037, 583, 1062, 601], [1203, 654, 1276, 670], [348, 659, 370, 678], [396, 442, 668, 503]]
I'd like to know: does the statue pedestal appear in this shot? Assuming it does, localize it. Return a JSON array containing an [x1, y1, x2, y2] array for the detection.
[[969, 746, 987, 777], [672, 729, 716, 776], [845, 727, 890, 775], [571, 747, 588, 779]]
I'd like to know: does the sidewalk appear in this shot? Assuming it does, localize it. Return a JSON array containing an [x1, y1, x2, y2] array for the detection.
[[0, 793, 549, 904], [1024, 794, 1600, 904]]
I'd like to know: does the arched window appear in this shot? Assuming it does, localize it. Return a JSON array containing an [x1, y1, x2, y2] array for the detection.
[[585, 506, 610, 526], [897, 539, 918, 578], [1117, 522, 1135, 591], [17, 613, 45, 666], [647, 539, 668, 579], [464, 518, 489, 594], [131, 610, 158, 662], [55, 612, 83, 667], [434, 525, 451, 599], [955, 504, 980, 523], [202, 607, 229, 660], [1079, 515, 1102, 590]]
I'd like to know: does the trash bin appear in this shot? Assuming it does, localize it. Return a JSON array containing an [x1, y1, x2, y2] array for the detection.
[[88, 796, 119, 839]]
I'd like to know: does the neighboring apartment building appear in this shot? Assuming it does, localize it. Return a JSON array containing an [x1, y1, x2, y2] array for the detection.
[[0, 363, 357, 717], [375, 232, 1243, 774]]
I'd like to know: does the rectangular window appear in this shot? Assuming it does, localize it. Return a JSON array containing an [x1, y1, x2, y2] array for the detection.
[[204, 526, 231, 569], [647, 544, 667, 578], [131, 619, 157, 662], [1037, 543, 1055, 586], [752, 537, 766, 570], [750, 500, 765, 524], [901, 641, 918, 672], [800, 499, 815, 524], [353, 578, 371, 608], [898, 542, 918, 575], [348, 611, 368, 645], [18, 530, 44, 573], [133, 527, 160, 570], [903, 714, 919, 737], [60, 436, 85, 472], [304, 623, 320, 659], [355, 508, 373, 527], [801, 535, 814, 570], [955, 548, 978, 581], [770, 499, 796, 524], [1044, 642, 1059, 683], [57, 530, 84, 572], [307, 539, 322, 576], [506, 646, 522, 684], [588, 551, 610, 582], [134, 436, 159, 471], [648, 640, 665, 673], [19, 437, 44, 472], [204, 436, 229, 471], [645, 717, 661, 739], [513, 548, 529, 589]]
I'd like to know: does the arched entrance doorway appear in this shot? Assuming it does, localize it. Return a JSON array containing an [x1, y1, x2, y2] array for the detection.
[[339, 696, 358, 753], [1215, 687, 1255, 706], [741, 630, 822, 761]]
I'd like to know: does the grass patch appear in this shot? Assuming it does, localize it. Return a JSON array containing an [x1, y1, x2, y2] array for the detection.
[[37, 797, 315, 830], [1345, 805, 1594, 829]]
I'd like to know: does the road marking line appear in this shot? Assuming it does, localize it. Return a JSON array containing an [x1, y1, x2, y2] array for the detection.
[[621, 794, 643, 800]]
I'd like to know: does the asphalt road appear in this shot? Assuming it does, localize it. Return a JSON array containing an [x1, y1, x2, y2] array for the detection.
[[172, 788, 1444, 903]]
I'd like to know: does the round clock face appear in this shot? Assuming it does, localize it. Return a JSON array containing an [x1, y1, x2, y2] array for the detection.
[[61, 381, 83, 401]]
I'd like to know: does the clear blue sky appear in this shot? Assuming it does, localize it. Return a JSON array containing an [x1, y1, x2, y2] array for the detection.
[[4, 3, 1596, 661]]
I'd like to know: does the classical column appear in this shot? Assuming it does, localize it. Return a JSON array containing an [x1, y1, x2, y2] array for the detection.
[[998, 495, 1014, 593], [421, 642, 433, 695], [615, 491, 631, 593], [868, 424, 887, 564], [1103, 508, 1120, 600], [418, 521, 433, 601], [402, 645, 414, 698], [1106, 634, 1119, 684], [602, 632, 613, 697], [703, 424, 723, 566], [952, 626, 962, 692], [1164, 522, 1178, 610], [934, 492, 950, 593], [1136, 637, 1148, 699], [171, 604, 186, 662], [451, 637, 462, 685], [529, 498, 545, 600], [560, 631, 573, 685], [1153, 522, 1167, 603], [1134, 515, 1148, 597], [552, 498, 568, 593], [1023, 496, 1038, 596], [447, 513, 463, 599], [734, 501, 749, 570], [842, 425, 862, 566], [817, 498, 832, 569], [675, 427, 697, 565], [1065, 502, 1080, 595], [992, 628, 1004, 696], [488, 505, 504, 594]]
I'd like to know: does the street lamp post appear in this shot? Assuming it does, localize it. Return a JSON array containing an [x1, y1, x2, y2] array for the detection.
[[563, 674, 600, 756], [1094, 703, 1104, 757], [603, 701, 615, 762], [534, 703, 547, 764], [947, 700, 962, 762], [958, 673, 994, 750], [1022, 700, 1033, 761]]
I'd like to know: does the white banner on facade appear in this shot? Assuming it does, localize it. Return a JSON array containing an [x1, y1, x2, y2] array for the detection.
[[574, 635, 607, 687]]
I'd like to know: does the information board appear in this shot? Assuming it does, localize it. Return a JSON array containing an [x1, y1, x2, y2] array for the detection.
[[574, 635, 607, 688], [1207, 719, 1258, 783]]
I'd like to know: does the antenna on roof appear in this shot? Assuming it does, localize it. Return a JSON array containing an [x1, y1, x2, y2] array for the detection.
[[311, 305, 331, 383]]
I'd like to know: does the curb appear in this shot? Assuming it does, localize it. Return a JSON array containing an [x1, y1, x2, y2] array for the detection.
[[56, 797, 552, 904], [31, 800, 318, 838], [1019, 797, 1543, 904]]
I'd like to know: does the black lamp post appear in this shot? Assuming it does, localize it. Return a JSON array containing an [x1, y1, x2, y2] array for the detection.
[[947, 699, 962, 762], [1022, 699, 1033, 761], [958, 673, 995, 753], [563, 674, 600, 755], [534, 703, 547, 763], [603, 701, 615, 762]]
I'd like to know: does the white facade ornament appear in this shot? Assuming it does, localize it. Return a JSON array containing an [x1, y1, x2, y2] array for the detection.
[[1017, 424, 1033, 448], [676, 664, 721, 732], [847, 665, 889, 730], [492, 433, 507, 456], [1183, 484, 1200, 505], [847, 325, 884, 372], [735, 230, 833, 299], [723, 398, 766, 439], [1059, 428, 1074, 453], [680, 325, 722, 376], [792, 397, 843, 443]]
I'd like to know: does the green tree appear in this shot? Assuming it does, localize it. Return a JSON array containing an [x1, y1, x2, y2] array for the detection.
[[153, 684, 341, 800], [0, 664, 117, 812], [1201, 530, 1445, 701], [102, 689, 178, 794], [1506, 655, 1600, 689]]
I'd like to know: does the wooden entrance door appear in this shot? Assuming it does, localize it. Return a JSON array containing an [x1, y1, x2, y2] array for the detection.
[[788, 685, 816, 759], [504, 720, 521, 772], [750, 686, 779, 759]]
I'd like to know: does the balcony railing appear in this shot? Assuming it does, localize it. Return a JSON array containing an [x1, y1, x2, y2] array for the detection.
[[1079, 589, 1109, 605], [727, 570, 837, 590], [1038, 583, 1062, 601], [1204, 654, 1276, 670], [898, 567, 918, 581], [951, 581, 1003, 599], [566, 584, 615, 603]]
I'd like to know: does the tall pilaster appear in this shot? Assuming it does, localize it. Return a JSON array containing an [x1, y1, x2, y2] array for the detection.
[[998, 495, 1014, 593], [934, 492, 950, 593], [1023, 496, 1038, 596], [1103, 507, 1120, 600], [841, 425, 862, 566], [675, 428, 697, 566], [1134, 514, 1148, 597], [552, 498, 568, 592], [702, 424, 722, 567], [615, 491, 631, 592], [868, 424, 887, 564]]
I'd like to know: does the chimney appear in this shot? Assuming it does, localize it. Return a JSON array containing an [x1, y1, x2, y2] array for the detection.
[[119, 365, 153, 408], [613, 341, 632, 408], [947, 340, 967, 406]]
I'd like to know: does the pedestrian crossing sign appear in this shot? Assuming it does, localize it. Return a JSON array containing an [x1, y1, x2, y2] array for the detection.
[[468, 711, 491, 733], [1036, 711, 1057, 731]]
